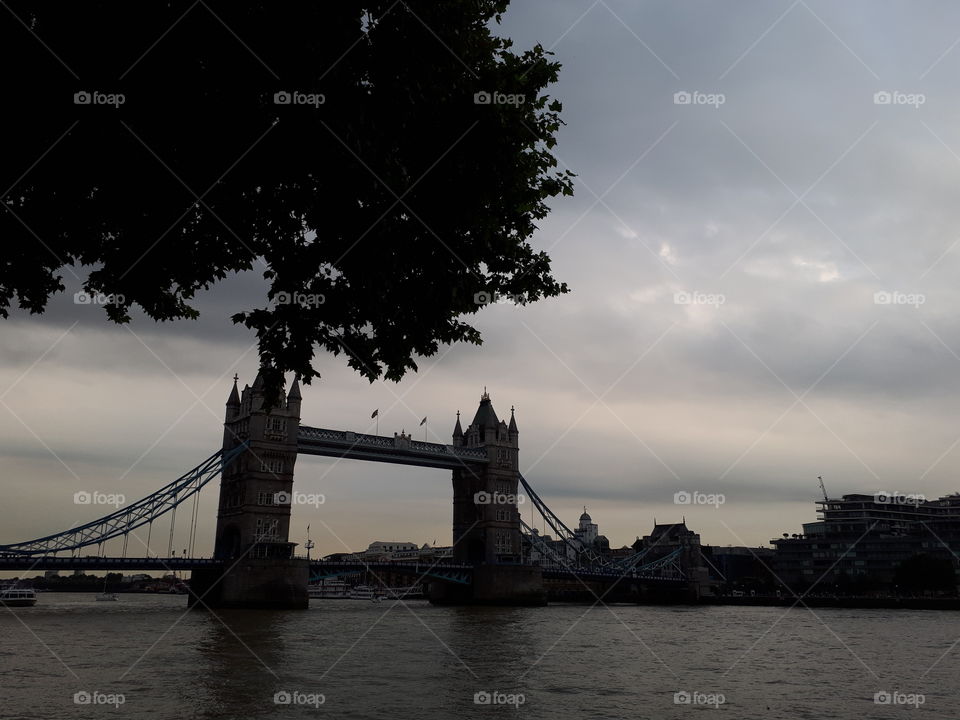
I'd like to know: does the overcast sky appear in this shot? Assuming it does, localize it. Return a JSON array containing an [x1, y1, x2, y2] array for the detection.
[[6, 0, 960, 560]]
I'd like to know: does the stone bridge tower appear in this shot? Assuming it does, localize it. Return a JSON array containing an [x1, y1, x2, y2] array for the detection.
[[188, 372, 308, 609], [429, 391, 544, 605]]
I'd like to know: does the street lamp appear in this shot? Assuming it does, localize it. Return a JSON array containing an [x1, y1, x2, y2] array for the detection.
[[305, 525, 315, 563]]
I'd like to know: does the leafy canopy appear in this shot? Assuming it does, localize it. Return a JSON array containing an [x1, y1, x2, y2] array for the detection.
[[1, 1, 572, 399]]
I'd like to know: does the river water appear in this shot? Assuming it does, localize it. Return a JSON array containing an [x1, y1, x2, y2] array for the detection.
[[1, 593, 958, 719]]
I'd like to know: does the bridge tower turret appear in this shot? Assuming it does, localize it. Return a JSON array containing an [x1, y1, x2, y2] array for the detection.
[[189, 371, 308, 609]]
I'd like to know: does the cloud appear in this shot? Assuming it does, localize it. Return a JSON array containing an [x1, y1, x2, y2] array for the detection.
[[7, 0, 960, 557]]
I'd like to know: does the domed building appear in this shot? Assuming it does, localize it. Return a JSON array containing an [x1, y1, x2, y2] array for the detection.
[[574, 507, 601, 549]]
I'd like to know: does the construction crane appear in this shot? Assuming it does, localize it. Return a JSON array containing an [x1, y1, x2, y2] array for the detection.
[[818, 475, 829, 502]]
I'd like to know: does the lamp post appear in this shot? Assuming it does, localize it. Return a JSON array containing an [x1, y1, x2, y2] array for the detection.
[[305, 525, 315, 563]]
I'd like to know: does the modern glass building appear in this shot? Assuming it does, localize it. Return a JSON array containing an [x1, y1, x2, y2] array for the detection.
[[772, 493, 960, 593]]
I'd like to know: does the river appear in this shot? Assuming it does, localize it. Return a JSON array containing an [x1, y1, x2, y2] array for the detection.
[[1, 594, 957, 719]]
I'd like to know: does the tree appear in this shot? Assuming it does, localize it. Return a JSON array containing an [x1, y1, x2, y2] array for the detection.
[[1, 2, 573, 402]]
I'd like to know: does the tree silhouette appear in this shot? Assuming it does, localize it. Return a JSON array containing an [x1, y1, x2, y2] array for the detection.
[[1, 1, 573, 400]]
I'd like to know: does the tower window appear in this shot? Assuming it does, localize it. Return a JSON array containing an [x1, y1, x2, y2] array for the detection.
[[259, 455, 284, 473], [255, 518, 280, 542], [266, 417, 287, 435]]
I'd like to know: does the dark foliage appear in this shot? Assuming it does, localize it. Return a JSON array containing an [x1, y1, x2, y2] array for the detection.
[[1, 1, 572, 401]]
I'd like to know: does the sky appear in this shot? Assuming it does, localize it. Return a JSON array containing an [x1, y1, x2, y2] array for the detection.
[[5, 0, 960, 561]]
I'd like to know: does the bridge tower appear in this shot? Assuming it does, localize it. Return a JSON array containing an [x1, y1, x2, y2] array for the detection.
[[188, 372, 308, 609], [429, 391, 545, 605]]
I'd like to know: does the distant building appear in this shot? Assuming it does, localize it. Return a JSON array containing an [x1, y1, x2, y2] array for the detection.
[[321, 552, 358, 562], [772, 493, 960, 593], [572, 508, 610, 555], [122, 573, 153, 584], [418, 543, 453, 561], [574, 508, 598, 546], [634, 521, 711, 591], [522, 527, 571, 565], [701, 546, 776, 593], [361, 541, 419, 561]]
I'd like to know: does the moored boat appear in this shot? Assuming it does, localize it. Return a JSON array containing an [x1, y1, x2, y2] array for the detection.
[[308, 579, 350, 599], [0, 588, 37, 607], [348, 585, 375, 600]]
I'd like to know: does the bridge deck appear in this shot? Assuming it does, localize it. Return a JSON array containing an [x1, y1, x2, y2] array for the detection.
[[0, 556, 221, 572], [297, 426, 488, 469], [0, 556, 686, 585]]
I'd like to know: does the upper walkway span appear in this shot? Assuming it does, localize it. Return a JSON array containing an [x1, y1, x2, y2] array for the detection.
[[297, 425, 489, 469]]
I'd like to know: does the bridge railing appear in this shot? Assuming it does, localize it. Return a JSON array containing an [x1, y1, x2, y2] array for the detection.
[[297, 425, 489, 464]]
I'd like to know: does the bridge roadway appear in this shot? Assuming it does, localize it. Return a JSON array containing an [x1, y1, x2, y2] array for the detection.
[[0, 556, 220, 572], [0, 555, 686, 586]]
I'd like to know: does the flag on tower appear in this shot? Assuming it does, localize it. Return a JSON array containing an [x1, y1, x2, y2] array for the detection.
[[420, 417, 427, 426], [371, 409, 379, 418]]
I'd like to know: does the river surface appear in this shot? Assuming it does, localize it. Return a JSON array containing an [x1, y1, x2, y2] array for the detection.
[[1, 593, 958, 719]]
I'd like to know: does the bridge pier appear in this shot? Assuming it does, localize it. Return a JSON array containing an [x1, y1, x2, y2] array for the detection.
[[188, 558, 309, 610], [427, 565, 546, 606]]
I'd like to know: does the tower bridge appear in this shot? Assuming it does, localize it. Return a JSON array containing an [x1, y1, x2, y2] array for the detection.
[[0, 372, 710, 608]]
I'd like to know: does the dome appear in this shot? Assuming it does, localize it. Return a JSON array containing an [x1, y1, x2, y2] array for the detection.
[[579, 506, 592, 523]]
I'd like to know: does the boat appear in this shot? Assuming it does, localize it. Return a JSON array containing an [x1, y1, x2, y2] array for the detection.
[[308, 579, 350, 599], [0, 588, 37, 607], [96, 577, 119, 601], [348, 585, 375, 600], [381, 585, 424, 600]]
